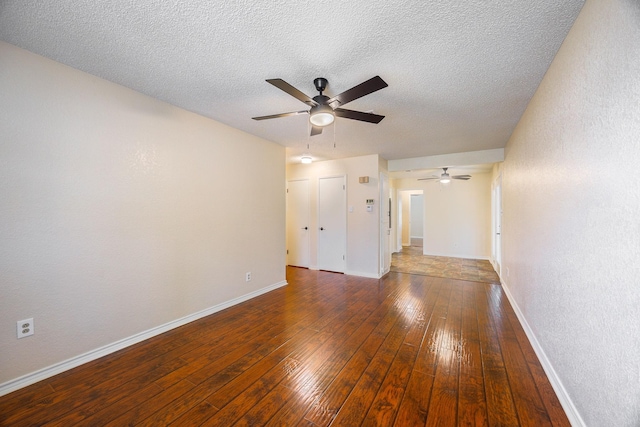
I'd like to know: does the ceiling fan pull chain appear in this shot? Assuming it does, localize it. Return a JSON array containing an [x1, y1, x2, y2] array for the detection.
[[333, 119, 336, 148]]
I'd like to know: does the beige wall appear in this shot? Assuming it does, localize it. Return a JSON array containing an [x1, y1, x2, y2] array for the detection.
[[0, 42, 286, 390], [287, 154, 381, 277], [500, 0, 640, 425]]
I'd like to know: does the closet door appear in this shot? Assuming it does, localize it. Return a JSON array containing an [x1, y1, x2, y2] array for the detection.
[[317, 176, 346, 273], [286, 179, 310, 268]]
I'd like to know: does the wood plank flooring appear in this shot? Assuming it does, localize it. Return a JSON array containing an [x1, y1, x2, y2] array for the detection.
[[0, 267, 570, 426]]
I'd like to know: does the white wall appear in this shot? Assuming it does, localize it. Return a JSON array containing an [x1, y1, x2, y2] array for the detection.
[[399, 190, 422, 246], [395, 173, 492, 259], [0, 42, 286, 391], [500, 0, 640, 425], [410, 194, 424, 238], [286, 155, 381, 277]]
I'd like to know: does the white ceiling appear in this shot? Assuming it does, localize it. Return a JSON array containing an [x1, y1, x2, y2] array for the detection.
[[0, 0, 584, 170]]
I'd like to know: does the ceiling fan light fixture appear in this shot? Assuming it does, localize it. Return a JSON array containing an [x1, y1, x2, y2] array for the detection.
[[309, 104, 335, 127], [440, 173, 451, 184], [301, 156, 312, 164]]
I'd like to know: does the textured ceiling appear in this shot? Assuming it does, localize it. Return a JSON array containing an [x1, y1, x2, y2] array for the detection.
[[0, 0, 584, 167]]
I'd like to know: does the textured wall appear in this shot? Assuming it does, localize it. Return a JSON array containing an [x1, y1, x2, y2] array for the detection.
[[0, 42, 286, 386], [502, 0, 640, 425]]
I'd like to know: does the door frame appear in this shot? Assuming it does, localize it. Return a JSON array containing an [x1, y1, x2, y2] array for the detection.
[[380, 172, 391, 276], [491, 173, 502, 278]]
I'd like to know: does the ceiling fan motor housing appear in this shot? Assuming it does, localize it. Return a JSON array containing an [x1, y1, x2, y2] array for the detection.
[[314, 77, 328, 94], [312, 94, 330, 105]]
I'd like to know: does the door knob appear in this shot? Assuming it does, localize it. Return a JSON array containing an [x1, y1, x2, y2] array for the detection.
[[320, 227, 324, 231], [302, 227, 308, 230]]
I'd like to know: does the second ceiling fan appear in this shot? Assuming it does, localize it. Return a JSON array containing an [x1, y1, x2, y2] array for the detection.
[[418, 167, 472, 183], [252, 76, 388, 136]]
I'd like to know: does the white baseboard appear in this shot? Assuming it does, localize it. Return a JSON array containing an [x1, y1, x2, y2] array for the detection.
[[298, 266, 380, 279], [345, 270, 381, 279], [500, 279, 586, 427], [0, 280, 288, 398], [423, 252, 490, 260]]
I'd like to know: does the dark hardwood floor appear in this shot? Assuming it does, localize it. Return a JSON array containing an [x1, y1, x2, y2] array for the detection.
[[0, 267, 569, 426]]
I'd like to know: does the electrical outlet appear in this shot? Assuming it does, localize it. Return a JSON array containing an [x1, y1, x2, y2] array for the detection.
[[17, 318, 34, 339], [245, 272, 251, 282]]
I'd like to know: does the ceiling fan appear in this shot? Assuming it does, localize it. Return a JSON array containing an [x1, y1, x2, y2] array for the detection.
[[418, 167, 472, 183], [252, 76, 388, 136]]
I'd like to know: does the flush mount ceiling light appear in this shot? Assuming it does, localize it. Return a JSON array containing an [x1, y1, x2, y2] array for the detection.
[[300, 156, 312, 164], [309, 104, 335, 127]]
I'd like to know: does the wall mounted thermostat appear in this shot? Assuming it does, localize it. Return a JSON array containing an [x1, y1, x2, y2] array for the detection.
[[366, 199, 374, 212]]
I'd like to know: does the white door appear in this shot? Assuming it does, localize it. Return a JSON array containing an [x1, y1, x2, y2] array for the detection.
[[318, 176, 346, 272], [287, 179, 310, 268]]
